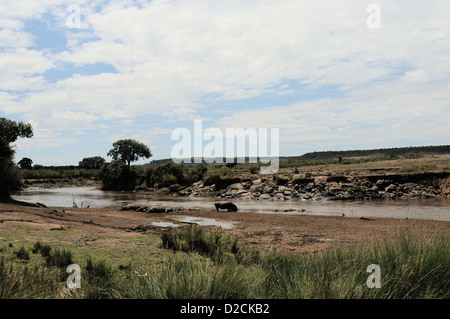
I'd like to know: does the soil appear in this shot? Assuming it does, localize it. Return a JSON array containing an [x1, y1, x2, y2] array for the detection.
[[0, 202, 448, 254]]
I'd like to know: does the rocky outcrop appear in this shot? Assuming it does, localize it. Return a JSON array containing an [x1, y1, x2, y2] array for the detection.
[[121, 204, 177, 213], [212, 173, 450, 201]]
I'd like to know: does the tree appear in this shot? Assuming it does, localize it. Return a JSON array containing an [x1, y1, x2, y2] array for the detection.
[[0, 118, 33, 199], [18, 157, 33, 169], [79, 156, 106, 169], [107, 139, 152, 168], [100, 163, 139, 191]]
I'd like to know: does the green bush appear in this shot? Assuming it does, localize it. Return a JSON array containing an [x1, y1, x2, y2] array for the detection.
[[146, 162, 207, 188], [203, 175, 241, 190], [45, 249, 73, 269], [169, 184, 182, 192], [32, 241, 52, 257], [100, 164, 139, 191], [0, 158, 23, 199], [85, 258, 113, 283], [248, 164, 260, 174], [14, 246, 30, 260]]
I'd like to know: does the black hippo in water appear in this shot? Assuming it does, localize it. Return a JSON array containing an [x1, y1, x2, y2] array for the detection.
[[214, 201, 238, 212]]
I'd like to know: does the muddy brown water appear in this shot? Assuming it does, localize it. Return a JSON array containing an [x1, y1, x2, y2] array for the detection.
[[11, 186, 450, 221]]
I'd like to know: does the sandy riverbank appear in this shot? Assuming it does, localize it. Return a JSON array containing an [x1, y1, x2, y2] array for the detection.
[[1, 202, 448, 254]]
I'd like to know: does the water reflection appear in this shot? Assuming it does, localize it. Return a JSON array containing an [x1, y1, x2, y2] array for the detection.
[[11, 186, 450, 221]]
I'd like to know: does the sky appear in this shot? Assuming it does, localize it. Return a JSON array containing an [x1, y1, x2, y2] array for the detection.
[[1, 0, 449, 166]]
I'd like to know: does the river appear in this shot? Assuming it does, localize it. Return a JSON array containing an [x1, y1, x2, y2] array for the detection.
[[11, 186, 450, 222]]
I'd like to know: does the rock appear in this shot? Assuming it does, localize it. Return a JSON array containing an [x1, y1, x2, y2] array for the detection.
[[121, 204, 141, 211], [149, 206, 167, 213], [360, 178, 372, 187], [252, 178, 262, 185], [249, 185, 263, 193], [385, 184, 397, 193], [235, 189, 248, 196], [229, 183, 243, 190], [273, 192, 284, 199], [262, 186, 274, 194], [242, 182, 252, 189], [259, 194, 271, 199]]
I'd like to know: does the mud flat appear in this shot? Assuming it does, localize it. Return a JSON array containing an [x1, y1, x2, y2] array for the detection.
[[0, 202, 448, 254]]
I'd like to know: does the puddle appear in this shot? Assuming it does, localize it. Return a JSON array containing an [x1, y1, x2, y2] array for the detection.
[[150, 221, 180, 228], [170, 215, 238, 229]]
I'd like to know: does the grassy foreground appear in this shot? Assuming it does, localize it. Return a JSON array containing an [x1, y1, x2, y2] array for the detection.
[[1, 226, 449, 299]]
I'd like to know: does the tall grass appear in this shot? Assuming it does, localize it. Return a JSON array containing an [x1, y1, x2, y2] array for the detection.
[[1, 231, 448, 299], [117, 256, 264, 299], [0, 243, 118, 299], [0, 257, 62, 298], [131, 227, 450, 299]]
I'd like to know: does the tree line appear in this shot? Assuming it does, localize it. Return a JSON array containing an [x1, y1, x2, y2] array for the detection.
[[0, 118, 33, 199], [1, 117, 209, 196], [297, 145, 450, 160]]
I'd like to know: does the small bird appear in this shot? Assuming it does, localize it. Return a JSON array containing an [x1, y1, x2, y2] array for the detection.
[[72, 194, 78, 207]]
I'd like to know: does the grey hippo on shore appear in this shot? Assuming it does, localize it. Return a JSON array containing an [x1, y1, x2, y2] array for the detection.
[[214, 201, 238, 212]]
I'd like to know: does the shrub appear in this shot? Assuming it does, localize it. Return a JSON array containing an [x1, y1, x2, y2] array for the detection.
[[203, 175, 241, 190], [146, 162, 206, 188], [100, 164, 139, 191], [32, 241, 52, 257], [85, 257, 113, 283], [249, 164, 260, 174], [275, 174, 289, 185], [31, 241, 42, 254], [14, 246, 30, 260], [203, 174, 221, 187], [161, 226, 246, 265], [45, 249, 73, 269], [169, 184, 182, 193]]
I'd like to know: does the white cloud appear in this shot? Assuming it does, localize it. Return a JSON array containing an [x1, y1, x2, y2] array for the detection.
[[0, 49, 54, 90], [2, 0, 450, 161], [48, 1, 450, 103], [216, 79, 450, 150], [14, 128, 78, 151], [401, 69, 430, 83]]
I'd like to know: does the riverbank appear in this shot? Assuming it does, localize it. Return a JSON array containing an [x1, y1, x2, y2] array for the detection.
[[1, 202, 448, 254], [165, 172, 450, 201], [1, 201, 449, 300], [18, 154, 450, 202]]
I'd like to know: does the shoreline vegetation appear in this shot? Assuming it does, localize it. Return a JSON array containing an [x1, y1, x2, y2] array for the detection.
[[15, 147, 450, 202]]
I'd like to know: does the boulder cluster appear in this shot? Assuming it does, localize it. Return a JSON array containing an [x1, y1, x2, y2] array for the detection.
[[121, 204, 176, 213], [214, 175, 450, 201]]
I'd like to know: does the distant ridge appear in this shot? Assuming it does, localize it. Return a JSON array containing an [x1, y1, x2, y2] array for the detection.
[[147, 145, 450, 166], [296, 145, 450, 160]]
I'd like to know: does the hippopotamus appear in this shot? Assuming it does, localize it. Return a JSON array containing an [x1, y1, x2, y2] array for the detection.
[[214, 201, 238, 212]]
